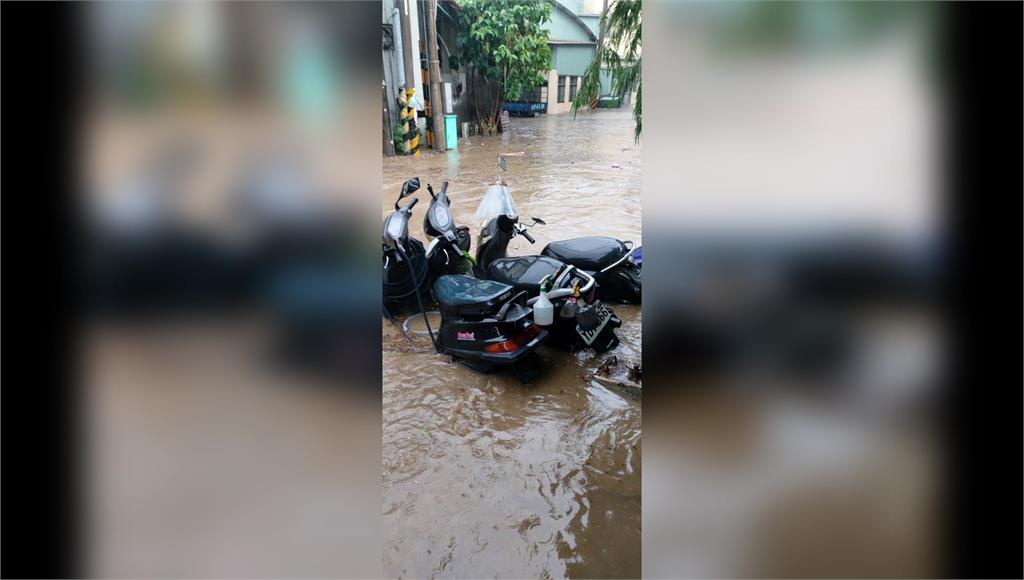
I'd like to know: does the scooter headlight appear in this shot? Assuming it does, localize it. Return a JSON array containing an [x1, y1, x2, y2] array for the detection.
[[432, 205, 451, 229]]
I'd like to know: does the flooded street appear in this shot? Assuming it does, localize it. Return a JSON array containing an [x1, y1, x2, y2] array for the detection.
[[382, 110, 642, 578]]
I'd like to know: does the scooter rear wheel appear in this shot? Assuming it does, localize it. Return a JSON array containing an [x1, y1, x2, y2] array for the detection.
[[458, 358, 494, 374], [512, 352, 542, 383]]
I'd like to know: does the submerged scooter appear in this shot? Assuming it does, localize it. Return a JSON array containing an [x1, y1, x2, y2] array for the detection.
[[474, 159, 622, 353], [382, 177, 547, 381], [422, 180, 475, 283], [542, 236, 641, 303], [491, 156, 641, 303], [383, 179, 430, 318]]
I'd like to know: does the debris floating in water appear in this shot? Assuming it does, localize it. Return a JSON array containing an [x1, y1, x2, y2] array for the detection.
[[590, 355, 641, 398], [383, 324, 435, 354]]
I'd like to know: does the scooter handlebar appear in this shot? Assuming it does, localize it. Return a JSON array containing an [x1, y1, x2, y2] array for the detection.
[[403, 197, 419, 211], [527, 267, 595, 305], [521, 229, 535, 244]]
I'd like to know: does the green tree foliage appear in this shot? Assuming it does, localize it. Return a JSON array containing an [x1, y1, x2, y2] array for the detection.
[[450, 0, 552, 134], [572, 0, 641, 142]]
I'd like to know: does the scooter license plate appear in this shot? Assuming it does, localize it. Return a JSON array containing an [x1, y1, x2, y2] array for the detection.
[[576, 302, 612, 345]]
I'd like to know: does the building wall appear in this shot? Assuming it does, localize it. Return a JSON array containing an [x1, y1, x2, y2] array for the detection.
[[578, 14, 600, 37], [546, 70, 567, 114], [545, 68, 585, 114], [544, 1, 596, 113], [435, 4, 471, 129], [382, 0, 423, 109]]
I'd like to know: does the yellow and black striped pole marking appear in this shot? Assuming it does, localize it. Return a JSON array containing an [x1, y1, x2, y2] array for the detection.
[[398, 87, 420, 156]]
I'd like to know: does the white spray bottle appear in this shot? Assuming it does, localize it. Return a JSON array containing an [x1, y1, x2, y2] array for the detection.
[[534, 275, 554, 326]]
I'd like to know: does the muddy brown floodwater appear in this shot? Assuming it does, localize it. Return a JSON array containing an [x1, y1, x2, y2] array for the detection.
[[382, 110, 641, 579]]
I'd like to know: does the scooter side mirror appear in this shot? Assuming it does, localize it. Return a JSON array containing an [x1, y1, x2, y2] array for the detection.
[[531, 217, 546, 226], [401, 177, 421, 198]]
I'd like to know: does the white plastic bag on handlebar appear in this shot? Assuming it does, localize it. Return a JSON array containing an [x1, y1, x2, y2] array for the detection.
[[474, 183, 518, 221]]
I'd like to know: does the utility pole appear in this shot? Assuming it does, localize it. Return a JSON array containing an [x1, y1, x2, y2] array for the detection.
[[400, 0, 420, 154], [593, 0, 609, 109], [426, 0, 446, 151], [597, 0, 609, 53]]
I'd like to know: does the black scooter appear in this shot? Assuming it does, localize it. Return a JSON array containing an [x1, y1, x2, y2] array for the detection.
[[473, 159, 622, 353], [382, 179, 429, 318], [494, 156, 641, 304], [541, 236, 641, 303], [422, 180, 475, 283], [383, 178, 547, 381]]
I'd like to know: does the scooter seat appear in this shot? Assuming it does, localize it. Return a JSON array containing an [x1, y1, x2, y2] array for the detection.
[[487, 256, 563, 293], [541, 237, 628, 272], [433, 275, 514, 309]]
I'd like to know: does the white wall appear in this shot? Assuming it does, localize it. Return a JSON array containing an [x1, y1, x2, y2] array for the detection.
[[404, 0, 424, 109]]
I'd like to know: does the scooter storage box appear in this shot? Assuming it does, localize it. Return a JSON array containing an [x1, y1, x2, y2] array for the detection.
[[433, 275, 515, 317]]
